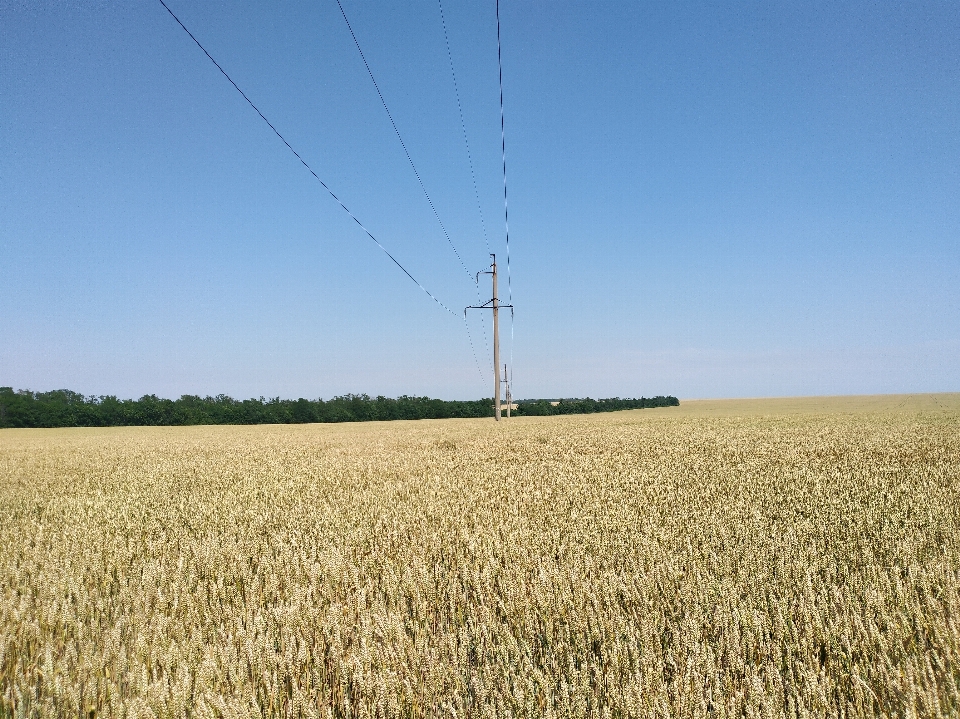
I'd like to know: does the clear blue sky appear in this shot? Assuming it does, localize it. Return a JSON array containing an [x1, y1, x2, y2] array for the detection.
[[2, 0, 958, 400]]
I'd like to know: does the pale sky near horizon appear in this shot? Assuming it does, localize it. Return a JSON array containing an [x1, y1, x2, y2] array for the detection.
[[2, 0, 958, 401]]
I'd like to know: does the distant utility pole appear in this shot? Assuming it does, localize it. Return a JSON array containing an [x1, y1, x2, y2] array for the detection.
[[466, 254, 513, 421]]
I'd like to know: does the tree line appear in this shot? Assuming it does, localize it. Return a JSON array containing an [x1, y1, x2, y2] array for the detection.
[[0, 387, 679, 429]]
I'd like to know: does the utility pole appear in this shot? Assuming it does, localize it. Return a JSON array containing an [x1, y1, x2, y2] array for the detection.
[[466, 254, 512, 421], [493, 255, 500, 421]]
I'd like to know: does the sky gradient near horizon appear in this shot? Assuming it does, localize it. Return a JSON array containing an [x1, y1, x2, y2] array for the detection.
[[2, 0, 959, 401]]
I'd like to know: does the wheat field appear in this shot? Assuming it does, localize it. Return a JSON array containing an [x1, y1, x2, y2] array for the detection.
[[1, 394, 959, 717]]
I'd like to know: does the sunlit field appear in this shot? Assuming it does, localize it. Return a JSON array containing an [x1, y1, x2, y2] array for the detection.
[[2, 394, 959, 717]]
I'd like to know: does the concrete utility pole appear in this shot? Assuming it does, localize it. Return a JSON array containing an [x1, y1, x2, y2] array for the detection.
[[466, 254, 513, 421], [492, 256, 500, 420]]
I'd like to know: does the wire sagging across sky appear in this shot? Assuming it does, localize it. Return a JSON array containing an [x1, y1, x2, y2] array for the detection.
[[437, 0, 490, 258], [435, 0, 495, 381], [333, 0, 474, 282], [496, 0, 516, 391], [156, 0, 457, 317], [333, 0, 492, 387]]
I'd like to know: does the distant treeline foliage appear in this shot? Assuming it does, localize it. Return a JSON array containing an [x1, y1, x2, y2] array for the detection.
[[512, 396, 679, 416], [0, 387, 679, 429]]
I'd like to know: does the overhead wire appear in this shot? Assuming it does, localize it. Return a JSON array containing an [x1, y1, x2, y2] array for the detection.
[[155, 0, 457, 317], [463, 316, 486, 387], [437, 0, 490, 257], [495, 0, 515, 393], [333, 0, 472, 280], [333, 0, 490, 390], [436, 0, 493, 379]]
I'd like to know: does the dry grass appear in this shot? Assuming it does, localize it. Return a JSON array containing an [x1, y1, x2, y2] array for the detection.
[[1, 395, 959, 717]]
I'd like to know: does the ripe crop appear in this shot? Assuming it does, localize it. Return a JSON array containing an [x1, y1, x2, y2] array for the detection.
[[1, 395, 958, 717]]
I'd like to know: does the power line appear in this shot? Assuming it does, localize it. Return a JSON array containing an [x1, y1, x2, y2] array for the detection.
[[436, 0, 493, 370], [463, 315, 487, 386], [156, 0, 456, 317], [334, 0, 491, 387], [333, 0, 472, 281], [437, 0, 490, 257], [496, 0, 515, 387]]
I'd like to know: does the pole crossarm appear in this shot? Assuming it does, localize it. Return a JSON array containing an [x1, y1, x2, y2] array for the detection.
[[465, 302, 512, 315]]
